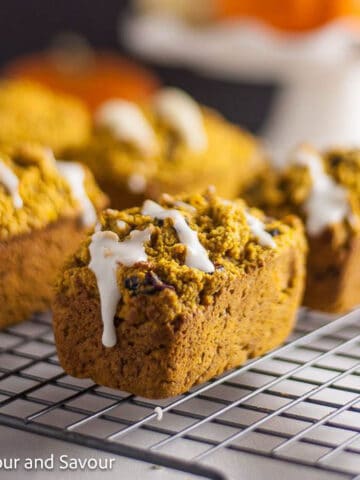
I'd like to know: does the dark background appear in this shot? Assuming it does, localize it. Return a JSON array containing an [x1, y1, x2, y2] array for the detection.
[[0, 0, 276, 132]]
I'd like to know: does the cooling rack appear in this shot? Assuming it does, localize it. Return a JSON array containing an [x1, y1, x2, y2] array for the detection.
[[0, 308, 359, 480]]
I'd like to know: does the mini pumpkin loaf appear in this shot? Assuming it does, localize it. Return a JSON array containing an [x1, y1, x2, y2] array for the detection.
[[53, 188, 306, 398], [245, 144, 360, 313], [66, 88, 266, 209], [0, 80, 90, 155], [0, 144, 107, 329]]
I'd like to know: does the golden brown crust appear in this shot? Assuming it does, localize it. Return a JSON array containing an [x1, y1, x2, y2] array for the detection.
[[0, 218, 90, 329], [0, 142, 108, 327]]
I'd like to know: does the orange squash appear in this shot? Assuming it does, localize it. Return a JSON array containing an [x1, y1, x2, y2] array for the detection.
[[216, 0, 360, 32], [5, 51, 160, 113]]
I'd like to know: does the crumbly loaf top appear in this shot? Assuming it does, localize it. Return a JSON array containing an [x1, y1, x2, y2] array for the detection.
[[0, 80, 90, 153], [61, 188, 305, 347], [0, 143, 107, 240], [249, 145, 360, 237], [67, 89, 259, 188]]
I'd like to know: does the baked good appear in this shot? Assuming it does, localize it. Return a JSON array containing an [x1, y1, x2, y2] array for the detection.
[[0, 144, 107, 329], [5, 47, 159, 112], [215, 0, 360, 32], [65, 88, 266, 210], [0, 80, 90, 155], [245, 144, 360, 313], [53, 188, 306, 398]]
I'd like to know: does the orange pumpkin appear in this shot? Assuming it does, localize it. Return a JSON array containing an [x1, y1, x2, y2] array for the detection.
[[216, 0, 360, 32], [5, 51, 160, 113]]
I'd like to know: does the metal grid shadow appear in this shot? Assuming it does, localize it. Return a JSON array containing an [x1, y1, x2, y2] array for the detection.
[[0, 309, 359, 480]]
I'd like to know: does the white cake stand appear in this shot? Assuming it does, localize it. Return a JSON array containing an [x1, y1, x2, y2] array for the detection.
[[123, 14, 360, 166]]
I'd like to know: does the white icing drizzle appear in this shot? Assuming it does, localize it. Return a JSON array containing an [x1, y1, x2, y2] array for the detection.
[[127, 173, 147, 193], [245, 212, 276, 248], [0, 160, 23, 209], [95, 99, 157, 156], [292, 145, 350, 236], [88, 229, 151, 347], [154, 406, 163, 421], [153, 88, 207, 152], [142, 199, 214, 273], [56, 161, 97, 227], [116, 220, 128, 230]]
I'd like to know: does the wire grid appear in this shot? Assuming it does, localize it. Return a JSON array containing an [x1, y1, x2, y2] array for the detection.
[[0, 309, 359, 480]]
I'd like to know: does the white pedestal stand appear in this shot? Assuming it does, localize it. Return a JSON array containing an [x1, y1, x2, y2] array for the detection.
[[123, 14, 360, 166]]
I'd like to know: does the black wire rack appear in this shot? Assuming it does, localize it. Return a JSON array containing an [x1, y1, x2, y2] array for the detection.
[[0, 308, 359, 480]]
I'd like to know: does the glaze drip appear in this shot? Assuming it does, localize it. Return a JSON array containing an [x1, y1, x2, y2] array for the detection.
[[0, 160, 23, 209], [153, 88, 207, 152], [245, 212, 276, 248], [96, 99, 157, 156], [142, 199, 214, 273], [292, 145, 349, 236], [56, 161, 97, 227], [89, 229, 151, 347]]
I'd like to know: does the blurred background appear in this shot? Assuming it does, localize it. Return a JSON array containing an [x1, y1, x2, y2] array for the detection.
[[0, 0, 275, 132], [2, 0, 360, 158]]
